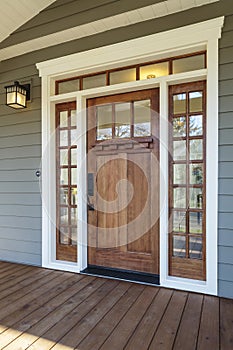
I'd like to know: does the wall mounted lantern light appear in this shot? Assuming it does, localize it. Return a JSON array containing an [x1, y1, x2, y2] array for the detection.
[[5, 81, 30, 109]]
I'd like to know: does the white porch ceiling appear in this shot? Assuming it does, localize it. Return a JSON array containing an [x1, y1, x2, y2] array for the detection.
[[0, 0, 56, 43], [0, 0, 219, 61]]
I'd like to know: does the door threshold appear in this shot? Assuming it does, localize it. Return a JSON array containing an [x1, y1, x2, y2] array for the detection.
[[81, 265, 160, 285]]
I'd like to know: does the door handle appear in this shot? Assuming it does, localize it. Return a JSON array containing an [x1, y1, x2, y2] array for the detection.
[[87, 195, 95, 211]]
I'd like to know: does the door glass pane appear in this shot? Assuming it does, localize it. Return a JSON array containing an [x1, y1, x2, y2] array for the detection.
[[173, 211, 186, 233], [83, 74, 106, 90], [173, 116, 186, 137], [173, 164, 186, 184], [173, 235, 186, 257], [189, 115, 203, 136], [140, 61, 169, 80], [173, 94, 186, 114], [190, 139, 203, 160], [134, 100, 151, 137], [60, 149, 68, 166], [173, 188, 186, 208], [60, 130, 68, 147], [115, 102, 131, 138], [189, 188, 203, 209], [60, 168, 68, 185], [71, 148, 77, 166], [110, 68, 136, 85], [173, 140, 186, 160], [189, 91, 203, 113], [60, 207, 68, 225], [189, 236, 202, 259], [60, 111, 68, 127], [173, 54, 205, 74], [189, 212, 203, 234], [190, 164, 203, 184], [97, 104, 113, 140]]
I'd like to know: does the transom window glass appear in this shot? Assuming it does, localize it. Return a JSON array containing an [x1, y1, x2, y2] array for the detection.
[[56, 52, 206, 94]]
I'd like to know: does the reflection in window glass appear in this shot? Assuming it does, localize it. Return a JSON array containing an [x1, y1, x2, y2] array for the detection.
[[71, 168, 77, 186], [189, 91, 203, 113], [60, 130, 68, 147], [71, 208, 77, 225], [83, 74, 106, 90], [173, 188, 186, 208], [60, 187, 68, 205], [97, 104, 112, 140], [173, 94, 186, 114], [190, 139, 203, 160], [140, 62, 169, 80], [173, 140, 186, 160], [71, 188, 77, 206], [115, 102, 131, 138], [189, 115, 203, 136], [173, 211, 186, 233], [189, 212, 203, 234], [173, 235, 186, 257], [110, 68, 136, 85], [71, 148, 77, 166], [71, 227, 77, 245], [173, 164, 186, 184], [70, 110, 77, 127], [71, 129, 77, 145], [60, 168, 68, 185], [173, 117, 186, 137], [60, 111, 68, 127], [60, 149, 68, 166], [189, 188, 203, 209], [189, 236, 202, 259], [60, 228, 69, 245], [190, 164, 203, 184], [173, 54, 205, 74], [134, 100, 151, 137], [60, 207, 68, 225]]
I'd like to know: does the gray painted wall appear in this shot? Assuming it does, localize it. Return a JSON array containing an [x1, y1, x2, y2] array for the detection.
[[218, 13, 233, 298], [0, 0, 233, 297]]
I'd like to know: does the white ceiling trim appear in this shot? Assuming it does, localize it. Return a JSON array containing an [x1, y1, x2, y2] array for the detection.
[[0, 0, 56, 44], [0, 0, 219, 62]]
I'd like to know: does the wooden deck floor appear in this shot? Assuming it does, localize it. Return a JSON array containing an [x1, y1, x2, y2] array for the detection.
[[0, 262, 232, 350]]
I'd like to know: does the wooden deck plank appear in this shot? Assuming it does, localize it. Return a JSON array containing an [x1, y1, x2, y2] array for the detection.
[[51, 281, 130, 350], [76, 284, 145, 350], [2, 278, 106, 350], [0, 275, 92, 349], [26, 279, 120, 350], [99, 286, 158, 350], [173, 292, 203, 350], [0, 262, 231, 350], [125, 288, 173, 350], [197, 295, 220, 350], [148, 290, 188, 350], [220, 297, 233, 350]]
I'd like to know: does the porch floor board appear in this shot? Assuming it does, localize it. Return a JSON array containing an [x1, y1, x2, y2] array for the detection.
[[0, 262, 232, 350]]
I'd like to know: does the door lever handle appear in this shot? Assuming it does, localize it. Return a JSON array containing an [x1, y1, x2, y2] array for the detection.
[[87, 195, 95, 211]]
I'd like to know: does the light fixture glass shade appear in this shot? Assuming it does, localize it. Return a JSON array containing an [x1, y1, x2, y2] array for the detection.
[[5, 81, 29, 109]]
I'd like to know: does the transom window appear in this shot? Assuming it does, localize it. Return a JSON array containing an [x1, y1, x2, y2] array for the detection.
[[55, 51, 206, 95]]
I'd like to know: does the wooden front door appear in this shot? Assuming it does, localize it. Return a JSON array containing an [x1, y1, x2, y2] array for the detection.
[[87, 89, 160, 276]]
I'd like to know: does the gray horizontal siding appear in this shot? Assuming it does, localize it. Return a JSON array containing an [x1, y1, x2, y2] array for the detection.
[[218, 14, 233, 298]]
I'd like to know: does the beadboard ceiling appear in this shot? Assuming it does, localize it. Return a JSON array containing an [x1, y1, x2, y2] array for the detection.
[[0, 0, 219, 61], [0, 0, 56, 44]]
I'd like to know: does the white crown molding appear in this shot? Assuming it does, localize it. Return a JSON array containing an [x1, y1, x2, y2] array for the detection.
[[0, 0, 219, 62]]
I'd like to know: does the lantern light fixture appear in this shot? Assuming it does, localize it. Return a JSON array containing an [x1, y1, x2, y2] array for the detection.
[[5, 81, 30, 109]]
